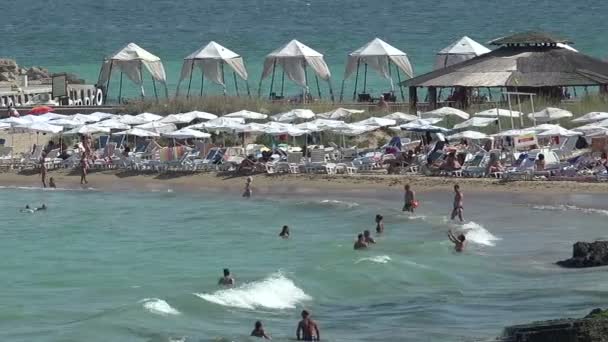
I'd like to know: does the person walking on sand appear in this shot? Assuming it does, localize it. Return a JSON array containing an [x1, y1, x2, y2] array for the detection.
[[251, 320, 271, 339], [402, 184, 416, 213], [450, 184, 464, 222], [218, 268, 235, 286], [296, 310, 320, 341], [243, 176, 252, 198], [354, 233, 368, 250]]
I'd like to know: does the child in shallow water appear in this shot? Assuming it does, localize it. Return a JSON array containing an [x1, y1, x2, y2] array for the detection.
[[375, 214, 384, 233], [243, 176, 252, 198]]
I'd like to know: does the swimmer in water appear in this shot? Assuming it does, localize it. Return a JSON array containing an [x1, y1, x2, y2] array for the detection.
[[354, 233, 368, 250], [363, 230, 376, 244], [297, 310, 320, 341], [375, 214, 384, 233], [450, 184, 464, 222], [49, 177, 56, 189], [36, 204, 47, 211], [243, 176, 252, 198], [251, 320, 271, 339], [279, 225, 290, 239], [20, 205, 34, 213], [448, 230, 466, 252], [218, 268, 235, 286]]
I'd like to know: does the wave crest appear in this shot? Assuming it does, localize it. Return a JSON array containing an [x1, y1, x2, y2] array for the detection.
[[139, 298, 180, 316], [356, 255, 392, 264], [461, 222, 500, 247], [532, 204, 608, 217]]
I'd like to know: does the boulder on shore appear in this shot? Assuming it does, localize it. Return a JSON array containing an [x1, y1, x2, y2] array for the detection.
[[502, 308, 608, 342], [557, 241, 608, 268]]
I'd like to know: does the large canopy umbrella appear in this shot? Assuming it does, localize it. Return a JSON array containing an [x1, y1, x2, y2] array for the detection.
[[331, 124, 378, 136], [573, 124, 608, 135], [308, 119, 349, 131], [0, 117, 30, 126], [177, 41, 249, 97], [352, 117, 396, 127], [49, 119, 82, 128], [475, 108, 522, 118], [341, 38, 414, 101], [259, 39, 333, 101], [0, 122, 10, 130], [528, 107, 573, 123], [448, 130, 489, 140], [113, 128, 160, 137], [271, 109, 316, 123], [492, 129, 530, 137], [422, 107, 470, 120], [400, 119, 449, 133], [39, 113, 67, 120], [162, 128, 211, 139], [160, 111, 218, 124], [19, 115, 49, 123], [159, 114, 193, 124], [90, 119, 131, 130], [571, 112, 608, 123], [453, 117, 497, 130], [434, 36, 491, 69], [135, 122, 177, 134], [181, 111, 218, 121], [97, 42, 168, 102], [18, 121, 63, 134], [524, 123, 563, 133], [317, 108, 364, 120], [382, 112, 418, 123], [235, 123, 269, 133], [88, 112, 116, 121], [64, 125, 111, 135], [135, 112, 163, 123], [225, 110, 268, 120], [68, 114, 100, 123], [117, 115, 148, 125], [537, 126, 582, 137], [189, 117, 245, 131]]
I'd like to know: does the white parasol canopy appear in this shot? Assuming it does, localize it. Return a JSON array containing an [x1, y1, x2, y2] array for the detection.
[[317, 107, 364, 120], [308, 119, 349, 131], [400, 119, 449, 133], [571, 112, 608, 123], [225, 110, 268, 120], [573, 124, 608, 135], [261, 40, 331, 88], [90, 119, 131, 130], [475, 108, 522, 118], [0, 122, 10, 130], [448, 130, 489, 140], [492, 129, 530, 137], [344, 38, 414, 87], [135, 112, 163, 123], [271, 109, 316, 123], [423, 107, 470, 120], [435, 36, 491, 69], [49, 119, 82, 128], [117, 115, 148, 125], [0, 117, 30, 126], [453, 117, 497, 129], [88, 112, 116, 121], [159, 114, 194, 124], [295, 122, 322, 132], [189, 117, 245, 131], [352, 117, 396, 127], [113, 128, 160, 137], [235, 123, 269, 133], [39, 113, 68, 120], [69, 113, 100, 123], [135, 122, 177, 134], [177, 111, 218, 122], [162, 128, 211, 139], [382, 112, 418, 123], [19, 115, 49, 123], [178, 41, 248, 89], [18, 121, 63, 134], [528, 107, 573, 122], [64, 125, 111, 135], [537, 126, 582, 137]]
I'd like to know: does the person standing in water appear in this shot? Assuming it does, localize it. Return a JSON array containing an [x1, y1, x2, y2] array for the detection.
[[363, 230, 376, 244], [218, 268, 235, 286], [243, 176, 252, 198], [354, 233, 368, 250], [402, 184, 416, 213], [375, 214, 384, 233], [448, 230, 466, 252], [279, 225, 290, 239], [40, 159, 47, 188], [251, 320, 271, 339], [296, 310, 320, 341], [80, 154, 89, 185], [450, 184, 464, 222]]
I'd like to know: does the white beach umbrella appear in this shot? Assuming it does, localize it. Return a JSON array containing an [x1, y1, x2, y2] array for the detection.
[[295, 122, 322, 132], [308, 119, 349, 131], [474, 108, 522, 118], [492, 129, 530, 137], [352, 117, 396, 127], [135, 122, 178, 134], [40, 113, 68, 120], [1, 117, 31, 126], [117, 115, 148, 125], [189, 117, 245, 131], [572, 124, 608, 135], [162, 128, 211, 139], [49, 119, 82, 128], [159, 114, 193, 124], [400, 119, 449, 133], [264, 124, 309, 136], [422, 107, 470, 120], [382, 112, 418, 123], [88, 111, 116, 121], [235, 123, 269, 133], [333, 124, 378, 136], [537, 127, 582, 137], [571, 112, 608, 123], [135, 112, 163, 122], [317, 108, 364, 120], [448, 130, 489, 140], [69, 113, 100, 123], [181, 110, 218, 121], [20, 115, 49, 123], [453, 117, 497, 130], [91, 119, 131, 130], [18, 121, 63, 134], [225, 110, 268, 120], [0, 122, 10, 130], [271, 109, 316, 122], [528, 107, 573, 122], [64, 125, 111, 135], [113, 128, 160, 137], [525, 124, 563, 133]]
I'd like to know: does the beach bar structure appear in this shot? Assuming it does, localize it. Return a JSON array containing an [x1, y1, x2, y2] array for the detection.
[[403, 31, 608, 111], [176, 41, 250, 97], [259, 40, 334, 102], [340, 38, 414, 102], [434, 36, 490, 69], [97, 43, 169, 103]]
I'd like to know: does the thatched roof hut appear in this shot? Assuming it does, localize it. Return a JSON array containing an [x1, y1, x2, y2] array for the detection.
[[403, 31, 608, 109]]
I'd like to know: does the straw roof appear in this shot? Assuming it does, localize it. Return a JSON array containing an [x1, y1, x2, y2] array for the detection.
[[488, 31, 571, 46]]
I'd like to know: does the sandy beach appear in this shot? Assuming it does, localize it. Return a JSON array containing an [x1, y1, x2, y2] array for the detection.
[[2, 168, 608, 196]]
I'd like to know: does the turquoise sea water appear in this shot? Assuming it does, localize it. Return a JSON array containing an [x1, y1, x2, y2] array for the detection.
[[4, 0, 608, 99], [2, 186, 608, 341]]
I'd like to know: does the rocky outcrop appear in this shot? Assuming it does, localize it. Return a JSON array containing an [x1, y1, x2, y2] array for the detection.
[[0, 58, 83, 84], [557, 241, 608, 268], [501, 309, 608, 342]]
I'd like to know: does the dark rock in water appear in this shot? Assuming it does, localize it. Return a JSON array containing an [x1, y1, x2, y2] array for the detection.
[[557, 241, 608, 268], [502, 309, 608, 341]]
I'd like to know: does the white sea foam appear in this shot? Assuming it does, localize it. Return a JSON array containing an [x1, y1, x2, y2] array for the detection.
[[460, 222, 500, 247], [139, 298, 180, 316], [319, 199, 359, 208], [355, 255, 392, 264], [532, 204, 608, 217], [194, 272, 311, 310]]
